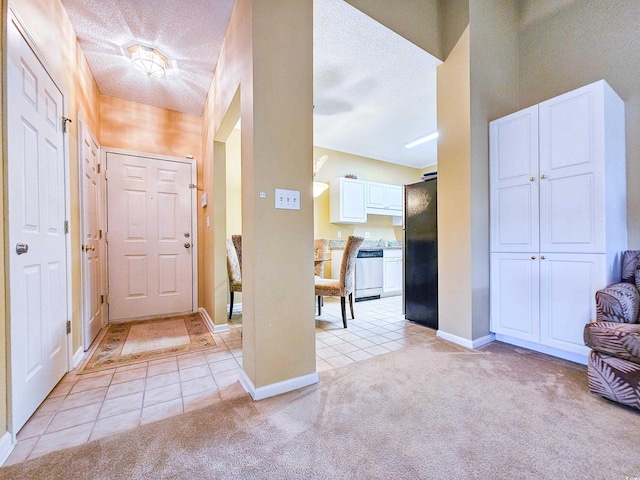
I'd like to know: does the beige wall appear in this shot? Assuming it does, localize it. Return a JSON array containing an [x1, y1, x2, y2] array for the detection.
[[225, 127, 242, 236], [99, 95, 202, 160], [202, 0, 316, 390], [518, 0, 640, 247]]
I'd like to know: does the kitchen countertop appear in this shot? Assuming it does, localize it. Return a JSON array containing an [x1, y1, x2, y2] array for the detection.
[[329, 239, 402, 250]]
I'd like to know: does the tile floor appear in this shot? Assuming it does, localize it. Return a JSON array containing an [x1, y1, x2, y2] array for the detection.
[[5, 295, 435, 465]]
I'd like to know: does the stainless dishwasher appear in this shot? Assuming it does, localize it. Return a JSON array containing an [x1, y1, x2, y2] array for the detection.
[[355, 249, 383, 301]]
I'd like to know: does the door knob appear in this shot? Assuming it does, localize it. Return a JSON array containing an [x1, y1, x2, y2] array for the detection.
[[530, 177, 535, 182], [541, 255, 546, 260], [16, 243, 29, 255], [184, 232, 190, 238], [540, 174, 546, 179], [184, 243, 191, 249], [531, 255, 536, 260]]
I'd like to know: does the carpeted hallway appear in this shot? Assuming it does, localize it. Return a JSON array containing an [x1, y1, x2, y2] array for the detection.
[[1, 335, 639, 479]]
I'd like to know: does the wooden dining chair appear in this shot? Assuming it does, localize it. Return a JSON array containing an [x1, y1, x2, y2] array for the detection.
[[314, 238, 328, 278], [314, 235, 364, 328]]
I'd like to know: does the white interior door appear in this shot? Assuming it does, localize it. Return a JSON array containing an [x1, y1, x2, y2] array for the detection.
[[107, 152, 194, 321], [7, 17, 69, 432], [79, 119, 105, 348]]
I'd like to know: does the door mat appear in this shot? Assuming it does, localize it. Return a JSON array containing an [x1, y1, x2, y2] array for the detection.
[[77, 313, 217, 374]]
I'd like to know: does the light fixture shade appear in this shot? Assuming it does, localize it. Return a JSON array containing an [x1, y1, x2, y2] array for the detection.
[[128, 45, 168, 78], [313, 181, 329, 198]]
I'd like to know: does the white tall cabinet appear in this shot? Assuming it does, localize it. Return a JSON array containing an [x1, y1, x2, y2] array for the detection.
[[489, 80, 627, 364]]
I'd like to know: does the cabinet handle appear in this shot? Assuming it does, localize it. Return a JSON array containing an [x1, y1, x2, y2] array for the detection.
[[541, 255, 546, 260], [531, 255, 536, 260], [530, 177, 535, 182], [540, 174, 546, 179]]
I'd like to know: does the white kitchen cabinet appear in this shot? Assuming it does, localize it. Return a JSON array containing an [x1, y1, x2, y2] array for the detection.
[[489, 80, 627, 364], [366, 182, 403, 215], [330, 177, 367, 224], [383, 249, 402, 294]]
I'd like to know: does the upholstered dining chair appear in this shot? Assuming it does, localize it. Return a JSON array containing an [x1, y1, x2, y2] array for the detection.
[[226, 238, 242, 319], [314, 235, 364, 328], [314, 238, 328, 278], [231, 234, 242, 273]]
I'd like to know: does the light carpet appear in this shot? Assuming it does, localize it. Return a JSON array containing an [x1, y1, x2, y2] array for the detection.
[[3, 339, 639, 479], [77, 313, 216, 374]]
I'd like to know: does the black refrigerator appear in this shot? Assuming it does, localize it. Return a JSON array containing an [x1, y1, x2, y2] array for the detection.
[[403, 177, 438, 329]]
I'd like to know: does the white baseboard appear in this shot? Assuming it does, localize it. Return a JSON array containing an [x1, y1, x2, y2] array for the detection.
[[494, 334, 588, 365], [72, 346, 85, 369], [239, 370, 319, 401], [436, 330, 496, 350], [0, 432, 14, 466], [198, 308, 230, 333]]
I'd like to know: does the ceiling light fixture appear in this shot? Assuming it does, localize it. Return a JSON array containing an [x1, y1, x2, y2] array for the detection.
[[127, 45, 168, 78], [405, 132, 439, 149]]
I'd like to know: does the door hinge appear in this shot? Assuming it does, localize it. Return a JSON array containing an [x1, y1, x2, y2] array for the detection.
[[66, 320, 71, 334], [100, 294, 104, 304], [61, 116, 72, 133], [104, 232, 108, 243], [97, 164, 101, 174], [99, 229, 103, 239], [64, 220, 69, 234], [104, 294, 109, 304]]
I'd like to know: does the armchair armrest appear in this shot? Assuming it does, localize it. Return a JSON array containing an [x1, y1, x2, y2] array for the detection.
[[595, 282, 640, 324]]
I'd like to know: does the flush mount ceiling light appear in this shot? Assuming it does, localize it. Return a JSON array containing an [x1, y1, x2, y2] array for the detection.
[[405, 132, 439, 149], [127, 45, 168, 78]]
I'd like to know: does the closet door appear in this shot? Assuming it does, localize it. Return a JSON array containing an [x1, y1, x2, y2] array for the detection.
[[489, 106, 539, 253], [490, 253, 540, 342], [538, 83, 605, 254], [539, 253, 605, 356]]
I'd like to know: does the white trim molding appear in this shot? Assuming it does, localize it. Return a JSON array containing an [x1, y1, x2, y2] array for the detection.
[[494, 334, 588, 365], [239, 370, 319, 401], [0, 432, 14, 466], [198, 307, 230, 333], [436, 330, 496, 350], [72, 347, 86, 370]]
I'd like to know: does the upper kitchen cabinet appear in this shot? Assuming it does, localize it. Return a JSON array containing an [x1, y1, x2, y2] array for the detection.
[[330, 177, 367, 224], [366, 182, 403, 215]]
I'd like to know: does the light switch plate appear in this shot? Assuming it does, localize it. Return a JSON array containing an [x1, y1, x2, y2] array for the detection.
[[275, 189, 300, 210]]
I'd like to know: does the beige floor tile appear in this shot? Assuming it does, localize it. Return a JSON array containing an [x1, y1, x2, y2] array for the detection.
[[48, 381, 75, 398], [380, 340, 404, 351], [218, 382, 248, 401], [316, 346, 341, 360], [69, 374, 113, 394], [144, 383, 182, 407], [4, 437, 38, 466], [351, 338, 377, 349], [114, 362, 148, 373], [99, 391, 144, 419], [33, 395, 64, 418], [209, 358, 239, 375], [364, 345, 392, 356], [46, 403, 101, 433], [30, 423, 94, 459], [332, 343, 360, 354], [345, 350, 374, 362], [140, 398, 183, 425], [213, 369, 242, 389], [183, 388, 221, 413], [205, 350, 235, 363], [145, 370, 180, 391], [177, 353, 208, 370], [90, 409, 142, 442], [59, 387, 108, 411], [316, 360, 333, 372], [181, 375, 216, 397], [105, 378, 146, 400], [112, 366, 148, 384], [325, 355, 355, 368], [179, 364, 212, 382], [148, 358, 178, 377], [17, 415, 52, 440]]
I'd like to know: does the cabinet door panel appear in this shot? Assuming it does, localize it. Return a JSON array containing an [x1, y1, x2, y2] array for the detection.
[[539, 83, 605, 253], [490, 253, 539, 341], [490, 106, 539, 252], [367, 182, 387, 209], [387, 185, 403, 211], [539, 253, 605, 355]]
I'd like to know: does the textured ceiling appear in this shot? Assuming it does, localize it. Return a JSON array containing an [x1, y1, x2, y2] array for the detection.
[[62, 0, 440, 168], [61, 0, 234, 116]]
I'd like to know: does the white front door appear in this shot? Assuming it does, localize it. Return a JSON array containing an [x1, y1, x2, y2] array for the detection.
[[7, 17, 69, 432], [107, 152, 195, 321], [79, 120, 105, 348]]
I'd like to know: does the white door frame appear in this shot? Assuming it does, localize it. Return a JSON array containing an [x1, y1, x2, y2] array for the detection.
[[6, 7, 73, 435], [78, 114, 106, 349], [103, 147, 199, 319]]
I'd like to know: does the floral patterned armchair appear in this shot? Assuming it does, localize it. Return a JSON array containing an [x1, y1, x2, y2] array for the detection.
[[583, 250, 640, 410]]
